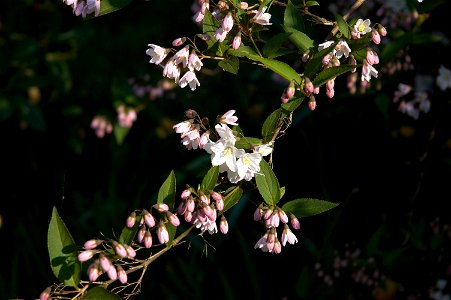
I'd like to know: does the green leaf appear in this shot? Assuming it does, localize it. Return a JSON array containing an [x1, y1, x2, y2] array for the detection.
[[157, 170, 176, 210], [303, 43, 336, 79], [218, 56, 239, 74], [47, 207, 81, 287], [222, 186, 244, 212], [119, 215, 141, 245], [262, 32, 292, 59], [113, 124, 129, 145], [82, 286, 122, 300], [334, 13, 350, 39], [284, 1, 305, 32], [283, 26, 314, 53], [229, 45, 258, 58], [281, 95, 305, 112], [305, 1, 319, 6], [235, 136, 263, 150], [312, 65, 358, 87], [200, 166, 219, 192], [281, 198, 339, 218], [255, 159, 281, 206], [202, 9, 220, 48], [98, 0, 133, 17], [261, 108, 281, 143]]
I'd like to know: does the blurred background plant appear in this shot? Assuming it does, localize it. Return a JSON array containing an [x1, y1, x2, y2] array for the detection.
[[0, 0, 450, 299]]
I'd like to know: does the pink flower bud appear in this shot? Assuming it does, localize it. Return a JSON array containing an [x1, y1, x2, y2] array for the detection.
[[254, 204, 263, 221], [290, 214, 301, 230], [125, 245, 136, 258], [144, 230, 152, 248], [87, 261, 101, 281], [181, 188, 192, 200], [172, 37, 187, 47], [203, 205, 216, 221], [186, 197, 195, 212], [177, 201, 187, 215], [278, 209, 289, 223], [107, 265, 117, 281], [239, 1, 248, 9], [143, 209, 156, 228], [153, 203, 169, 212], [273, 239, 282, 254], [220, 215, 228, 234], [137, 225, 145, 243], [117, 265, 128, 284], [264, 208, 273, 220], [99, 254, 112, 272], [39, 287, 51, 300], [215, 197, 224, 211], [157, 222, 169, 244], [304, 77, 314, 94], [126, 211, 136, 228], [210, 190, 222, 202], [199, 191, 210, 205], [167, 212, 180, 226], [184, 211, 193, 222], [78, 250, 95, 262], [377, 25, 387, 37], [371, 29, 380, 44], [184, 109, 198, 119], [113, 242, 128, 258], [232, 32, 242, 50], [286, 81, 296, 99], [84, 239, 103, 250]]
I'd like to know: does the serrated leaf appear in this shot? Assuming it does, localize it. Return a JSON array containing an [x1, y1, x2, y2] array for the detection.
[[98, 0, 133, 17], [284, 1, 305, 32], [48, 207, 81, 287], [261, 108, 281, 143], [82, 286, 122, 300], [281, 95, 305, 112], [283, 26, 314, 53], [334, 13, 350, 39], [262, 32, 292, 59], [157, 170, 176, 210], [255, 159, 281, 206], [200, 166, 219, 192], [312, 65, 358, 87], [218, 56, 239, 74], [235, 136, 262, 150], [281, 198, 339, 217], [222, 186, 244, 212]]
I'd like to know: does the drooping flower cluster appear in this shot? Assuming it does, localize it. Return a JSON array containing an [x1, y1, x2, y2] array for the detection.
[[177, 187, 228, 234], [63, 0, 100, 18], [173, 109, 274, 184], [392, 74, 432, 120], [146, 43, 203, 91], [253, 203, 301, 254]]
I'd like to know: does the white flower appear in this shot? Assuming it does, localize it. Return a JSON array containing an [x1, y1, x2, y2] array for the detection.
[[188, 51, 203, 72], [281, 225, 298, 246], [163, 59, 181, 82], [318, 40, 335, 51], [361, 59, 378, 82], [174, 46, 190, 68], [250, 6, 272, 26], [254, 142, 273, 156], [335, 40, 351, 59], [146, 44, 169, 65], [436, 65, 451, 91], [215, 123, 237, 144], [228, 152, 262, 183], [209, 141, 244, 173], [214, 27, 229, 42], [219, 110, 238, 126], [354, 19, 372, 37], [178, 71, 200, 91]]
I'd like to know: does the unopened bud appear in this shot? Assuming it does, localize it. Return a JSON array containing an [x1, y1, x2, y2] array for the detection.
[[78, 250, 95, 262], [113, 241, 127, 257], [117, 265, 128, 284], [167, 212, 180, 226], [154, 203, 169, 212], [84, 239, 103, 250], [172, 37, 187, 47], [126, 211, 136, 228], [371, 29, 381, 44], [290, 213, 301, 230], [99, 254, 112, 272], [87, 261, 101, 281], [232, 32, 242, 50], [181, 188, 192, 200], [138, 225, 146, 243], [220, 215, 229, 234], [143, 209, 156, 228], [107, 265, 117, 281], [308, 95, 316, 111], [144, 230, 153, 248], [184, 109, 198, 119], [239, 1, 248, 9], [157, 222, 169, 244], [125, 244, 136, 258], [39, 287, 51, 300], [286, 81, 296, 99], [377, 24, 387, 37]]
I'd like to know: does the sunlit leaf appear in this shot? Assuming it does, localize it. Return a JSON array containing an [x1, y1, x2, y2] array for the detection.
[[235, 136, 262, 150], [312, 65, 358, 87], [200, 165, 219, 192], [281, 95, 305, 112], [282, 198, 339, 217], [255, 159, 281, 206], [98, 0, 133, 17], [261, 108, 281, 143], [48, 207, 80, 287], [284, 1, 305, 32], [157, 170, 176, 210], [334, 13, 350, 39], [218, 56, 239, 74], [283, 26, 314, 53], [82, 286, 122, 300], [223, 186, 244, 212]]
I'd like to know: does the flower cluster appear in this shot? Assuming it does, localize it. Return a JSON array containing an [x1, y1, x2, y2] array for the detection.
[[177, 187, 228, 234], [146, 43, 203, 91], [253, 203, 300, 254], [173, 109, 274, 184]]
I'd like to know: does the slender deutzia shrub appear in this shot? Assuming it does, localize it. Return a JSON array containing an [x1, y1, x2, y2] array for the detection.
[[40, 0, 445, 299]]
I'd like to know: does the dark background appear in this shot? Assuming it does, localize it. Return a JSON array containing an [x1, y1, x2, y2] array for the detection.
[[1, 0, 450, 299]]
